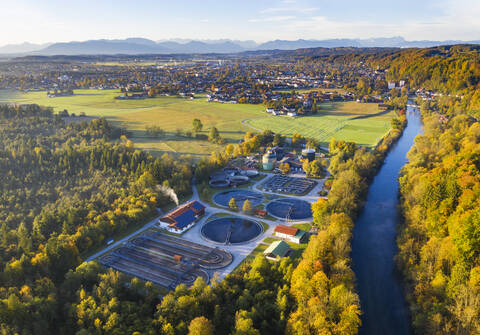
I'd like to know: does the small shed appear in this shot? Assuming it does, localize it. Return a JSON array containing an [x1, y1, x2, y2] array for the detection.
[[264, 240, 290, 261], [254, 209, 267, 218]]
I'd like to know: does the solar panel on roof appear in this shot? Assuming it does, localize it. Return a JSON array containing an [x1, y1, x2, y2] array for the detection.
[[174, 210, 196, 229], [191, 201, 205, 211]]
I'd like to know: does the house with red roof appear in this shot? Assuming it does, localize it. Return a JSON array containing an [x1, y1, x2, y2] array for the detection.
[[273, 224, 306, 244], [158, 200, 205, 233]]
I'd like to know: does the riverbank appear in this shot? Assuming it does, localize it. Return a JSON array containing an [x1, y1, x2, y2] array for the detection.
[[351, 104, 422, 334], [286, 111, 408, 333]]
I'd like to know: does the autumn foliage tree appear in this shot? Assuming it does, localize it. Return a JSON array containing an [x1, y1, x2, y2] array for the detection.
[[397, 112, 480, 333], [229, 197, 238, 211], [242, 199, 253, 214]]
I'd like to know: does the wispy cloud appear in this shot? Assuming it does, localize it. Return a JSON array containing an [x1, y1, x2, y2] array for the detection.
[[252, 3, 480, 42], [260, 7, 318, 14], [418, 22, 444, 25], [249, 16, 296, 23]]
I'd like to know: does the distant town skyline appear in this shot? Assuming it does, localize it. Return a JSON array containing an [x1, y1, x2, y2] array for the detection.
[[1, 0, 479, 46]]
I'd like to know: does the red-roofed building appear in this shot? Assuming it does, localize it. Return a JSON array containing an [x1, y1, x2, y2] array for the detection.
[[158, 201, 205, 233], [274, 224, 306, 244], [254, 209, 267, 217]]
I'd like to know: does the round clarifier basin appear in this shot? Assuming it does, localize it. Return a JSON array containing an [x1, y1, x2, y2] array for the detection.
[[266, 198, 312, 220], [213, 189, 263, 208], [229, 175, 249, 185], [209, 179, 230, 188], [201, 217, 263, 244]]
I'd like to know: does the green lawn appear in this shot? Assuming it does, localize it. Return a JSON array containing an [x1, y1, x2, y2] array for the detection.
[[0, 89, 264, 159], [197, 184, 223, 207], [0, 89, 395, 156], [244, 101, 395, 147], [292, 223, 312, 232], [206, 212, 234, 220], [259, 220, 269, 231], [262, 236, 309, 260], [233, 233, 310, 272]]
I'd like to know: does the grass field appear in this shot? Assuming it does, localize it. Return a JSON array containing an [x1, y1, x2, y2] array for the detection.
[[0, 89, 395, 156], [244, 101, 395, 147], [0, 89, 264, 158]]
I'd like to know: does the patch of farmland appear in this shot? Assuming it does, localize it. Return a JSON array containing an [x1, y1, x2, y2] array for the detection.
[[244, 102, 395, 146]]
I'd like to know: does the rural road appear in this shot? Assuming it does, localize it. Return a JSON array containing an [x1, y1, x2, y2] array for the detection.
[[86, 176, 205, 263], [241, 118, 264, 132], [85, 210, 163, 262]]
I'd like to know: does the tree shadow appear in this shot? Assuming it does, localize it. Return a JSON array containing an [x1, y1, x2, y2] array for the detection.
[[348, 109, 392, 120]]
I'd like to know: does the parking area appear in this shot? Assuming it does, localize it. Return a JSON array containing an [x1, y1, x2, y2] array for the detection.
[[99, 231, 232, 290], [259, 175, 317, 195]]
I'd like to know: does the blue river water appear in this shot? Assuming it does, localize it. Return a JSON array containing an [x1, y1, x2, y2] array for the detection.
[[351, 104, 423, 334]]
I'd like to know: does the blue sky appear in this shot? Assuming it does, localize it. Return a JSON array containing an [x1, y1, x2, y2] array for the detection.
[[1, 0, 479, 45]]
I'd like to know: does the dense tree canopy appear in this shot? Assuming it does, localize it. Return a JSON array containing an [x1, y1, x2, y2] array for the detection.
[[397, 111, 480, 334], [0, 105, 194, 334]]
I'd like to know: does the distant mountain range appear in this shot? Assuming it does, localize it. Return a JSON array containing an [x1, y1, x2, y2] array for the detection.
[[0, 42, 52, 54], [1, 36, 479, 56]]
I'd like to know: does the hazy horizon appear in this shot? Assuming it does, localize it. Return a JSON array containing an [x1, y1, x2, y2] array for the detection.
[[1, 0, 479, 46], [2, 35, 480, 48]]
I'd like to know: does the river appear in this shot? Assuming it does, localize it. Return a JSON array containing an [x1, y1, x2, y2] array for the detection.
[[351, 103, 423, 334]]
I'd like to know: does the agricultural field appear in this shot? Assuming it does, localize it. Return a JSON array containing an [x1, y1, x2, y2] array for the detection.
[[0, 89, 264, 159], [0, 89, 395, 156], [243, 101, 395, 147]]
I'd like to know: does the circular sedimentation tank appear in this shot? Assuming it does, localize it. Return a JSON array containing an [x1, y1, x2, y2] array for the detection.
[[201, 217, 263, 244], [229, 175, 249, 185], [209, 179, 230, 188], [241, 169, 259, 177], [266, 198, 312, 220], [213, 189, 264, 208]]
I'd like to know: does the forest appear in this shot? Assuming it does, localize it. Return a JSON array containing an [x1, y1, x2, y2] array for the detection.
[[2, 44, 480, 334], [0, 104, 194, 334], [396, 109, 480, 334], [0, 100, 407, 334]]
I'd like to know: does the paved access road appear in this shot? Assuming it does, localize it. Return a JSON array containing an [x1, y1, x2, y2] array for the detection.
[[85, 210, 163, 263]]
